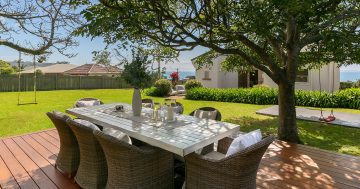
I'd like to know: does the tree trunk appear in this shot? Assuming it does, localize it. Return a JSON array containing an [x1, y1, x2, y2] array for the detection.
[[277, 80, 302, 143]]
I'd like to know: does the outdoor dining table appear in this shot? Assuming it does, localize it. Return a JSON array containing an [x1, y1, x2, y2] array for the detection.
[[66, 103, 240, 157]]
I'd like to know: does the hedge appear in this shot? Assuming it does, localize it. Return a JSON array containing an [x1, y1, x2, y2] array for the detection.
[[186, 87, 360, 109]]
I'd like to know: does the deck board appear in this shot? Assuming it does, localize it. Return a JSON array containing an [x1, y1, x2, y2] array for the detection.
[[3, 138, 58, 189], [0, 129, 359, 189], [0, 140, 39, 189], [11, 137, 77, 189], [0, 155, 19, 189]]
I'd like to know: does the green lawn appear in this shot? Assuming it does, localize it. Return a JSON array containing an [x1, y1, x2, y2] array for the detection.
[[0, 89, 359, 156]]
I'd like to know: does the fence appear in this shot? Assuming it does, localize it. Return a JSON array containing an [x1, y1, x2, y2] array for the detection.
[[0, 75, 131, 92]]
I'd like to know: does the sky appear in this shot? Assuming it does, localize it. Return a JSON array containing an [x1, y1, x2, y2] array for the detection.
[[0, 36, 207, 72], [1, 36, 360, 72]]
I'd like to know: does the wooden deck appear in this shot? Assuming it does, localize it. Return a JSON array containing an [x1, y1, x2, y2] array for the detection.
[[0, 129, 359, 189]]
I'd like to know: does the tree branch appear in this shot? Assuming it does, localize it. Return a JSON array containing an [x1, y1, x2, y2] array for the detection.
[[301, 9, 360, 46]]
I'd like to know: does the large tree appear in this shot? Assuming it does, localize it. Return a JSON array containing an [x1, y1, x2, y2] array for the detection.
[[0, 0, 80, 56], [77, 0, 360, 143]]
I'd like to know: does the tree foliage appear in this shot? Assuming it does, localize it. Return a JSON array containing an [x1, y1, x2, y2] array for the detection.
[[0, 60, 15, 75], [77, 0, 359, 81], [92, 50, 112, 70], [75, 0, 360, 143], [120, 49, 153, 89]]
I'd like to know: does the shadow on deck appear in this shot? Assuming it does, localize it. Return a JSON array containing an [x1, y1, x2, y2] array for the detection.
[[0, 129, 359, 189]]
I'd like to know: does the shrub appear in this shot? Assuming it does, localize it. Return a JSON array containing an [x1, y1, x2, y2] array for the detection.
[[143, 87, 159, 97], [340, 81, 354, 90], [340, 80, 360, 90], [184, 79, 203, 90], [153, 79, 172, 96], [186, 87, 360, 109], [335, 88, 360, 109]]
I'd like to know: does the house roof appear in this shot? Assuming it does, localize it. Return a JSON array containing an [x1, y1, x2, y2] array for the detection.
[[64, 64, 122, 75], [21, 64, 77, 74]]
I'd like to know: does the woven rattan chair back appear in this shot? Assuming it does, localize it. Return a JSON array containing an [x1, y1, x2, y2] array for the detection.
[[172, 102, 184, 114], [46, 111, 79, 178], [141, 98, 154, 108], [184, 135, 274, 189], [141, 98, 154, 104], [189, 107, 222, 121], [94, 130, 174, 189], [67, 119, 107, 189], [74, 98, 104, 108]]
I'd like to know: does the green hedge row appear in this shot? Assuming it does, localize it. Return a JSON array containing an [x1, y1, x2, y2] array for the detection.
[[186, 87, 360, 109]]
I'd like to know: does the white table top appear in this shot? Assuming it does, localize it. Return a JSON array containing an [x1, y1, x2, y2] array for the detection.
[[66, 103, 240, 156]]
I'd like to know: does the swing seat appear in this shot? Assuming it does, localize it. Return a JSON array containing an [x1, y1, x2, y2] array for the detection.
[[325, 115, 336, 122], [319, 117, 326, 122]]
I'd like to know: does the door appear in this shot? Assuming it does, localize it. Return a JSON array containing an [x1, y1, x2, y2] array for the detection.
[[249, 70, 259, 87], [238, 70, 259, 88], [238, 72, 249, 88]]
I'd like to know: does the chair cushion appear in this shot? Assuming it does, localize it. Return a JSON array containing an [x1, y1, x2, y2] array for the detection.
[[170, 89, 178, 95], [175, 85, 185, 91], [225, 129, 262, 157], [194, 110, 217, 120], [103, 128, 132, 144], [204, 151, 225, 160], [73, 119, 100, 131], [76, 100, 101, 107]]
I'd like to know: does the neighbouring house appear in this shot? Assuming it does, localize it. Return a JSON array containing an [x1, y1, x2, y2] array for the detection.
[[64, 64, 122, 77], [21, 63, 77, 75], [192, 55, 340, 92]]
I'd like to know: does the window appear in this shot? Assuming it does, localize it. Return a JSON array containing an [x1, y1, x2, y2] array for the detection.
[[296, 70, 308, 82], [203, 70, 211, 80]]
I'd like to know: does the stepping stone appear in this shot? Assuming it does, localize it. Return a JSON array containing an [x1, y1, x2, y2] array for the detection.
[[256, 105, 360, 129]]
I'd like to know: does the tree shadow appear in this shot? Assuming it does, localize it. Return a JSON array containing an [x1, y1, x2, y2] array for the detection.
[[224, 116, 360, 156]]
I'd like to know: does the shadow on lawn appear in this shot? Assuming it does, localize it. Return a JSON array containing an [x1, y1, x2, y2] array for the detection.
[[224, 116, 360, 156]]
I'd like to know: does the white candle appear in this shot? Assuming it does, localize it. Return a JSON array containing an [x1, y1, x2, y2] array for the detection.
[[167, 106, 174, 121]]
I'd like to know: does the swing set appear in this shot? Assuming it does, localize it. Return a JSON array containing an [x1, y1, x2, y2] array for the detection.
[[317, 44, 336, 123], [17, 52, 38, 105]]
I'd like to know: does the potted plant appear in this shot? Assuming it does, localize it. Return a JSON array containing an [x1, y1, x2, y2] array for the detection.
[[121, 50, 152, 116]]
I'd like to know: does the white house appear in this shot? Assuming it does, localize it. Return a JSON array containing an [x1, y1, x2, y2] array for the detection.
[[192, 55, 340, 92]]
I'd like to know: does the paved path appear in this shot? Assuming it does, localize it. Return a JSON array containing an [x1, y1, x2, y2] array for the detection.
[[256, 105, 360, 129]]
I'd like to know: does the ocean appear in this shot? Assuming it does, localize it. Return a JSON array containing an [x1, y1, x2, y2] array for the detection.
[[164, 71, 196, 80], [340, 72, 360, 82]]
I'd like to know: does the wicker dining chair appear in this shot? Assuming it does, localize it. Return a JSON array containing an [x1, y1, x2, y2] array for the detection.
[[141, 98, 154, 108], [46, 111, 80, 178], [74, 98, 104, 108], [184, 135, 274, 189], [172, 102, 184, 114], [67, 119, 107, 189], [189, 107, 222, 121], [93, 130, 174, 189]]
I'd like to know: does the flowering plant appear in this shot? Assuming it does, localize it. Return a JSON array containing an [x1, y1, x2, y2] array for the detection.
[[170, 71, 179, 81]]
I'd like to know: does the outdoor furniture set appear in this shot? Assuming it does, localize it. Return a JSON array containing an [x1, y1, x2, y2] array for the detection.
[[47, 98, 273, 189]]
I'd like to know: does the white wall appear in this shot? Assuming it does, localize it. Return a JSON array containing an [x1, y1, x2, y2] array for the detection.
[[262, 62, 340, 92], [219, 71, 238, 88], [193, 55, 340, 92], [194, 56, 226, 88]]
